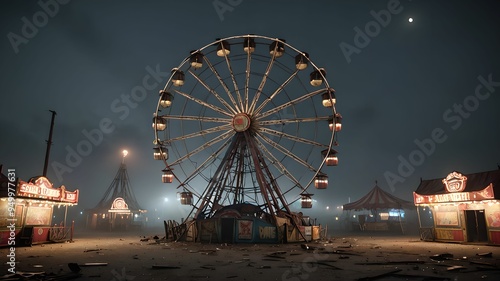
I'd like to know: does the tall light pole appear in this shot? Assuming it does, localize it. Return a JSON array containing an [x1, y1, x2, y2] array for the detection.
[[43, 110, 56, 177]]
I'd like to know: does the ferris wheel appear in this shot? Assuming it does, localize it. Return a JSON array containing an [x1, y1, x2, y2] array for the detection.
[[152, 34, 342, 222]]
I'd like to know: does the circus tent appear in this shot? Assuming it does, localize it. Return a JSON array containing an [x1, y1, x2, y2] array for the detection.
[[343, 183, 414, 233], [86, 152, 146, 231]]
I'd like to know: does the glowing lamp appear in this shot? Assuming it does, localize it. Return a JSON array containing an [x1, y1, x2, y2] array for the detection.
[[152, 117, 166, 131], [295, 53, 309, 70], [180, 191, 193, 205], [162, 168, 174, 183], [269, 40, 285, 57], [334, 113, 342, 132], [321, 89, 336, 107], [314, 173, 328, 189], [153, 146, 168, 160], [328, 114, 342, 132], [159, 90, 173, 108], [216, 40, 230, 57], [243, 37, 255, 53], [310, 68, 326, 87], [189, 51, 204, 69], [321, 149, 338, 166], [301, 194, 313, 208], [171, 68, 185, 87]]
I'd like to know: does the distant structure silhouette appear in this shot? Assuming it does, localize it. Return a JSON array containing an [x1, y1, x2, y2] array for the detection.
[[86, 151, 147, 231]]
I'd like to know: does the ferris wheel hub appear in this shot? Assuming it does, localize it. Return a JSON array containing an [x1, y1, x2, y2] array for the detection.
[[232, 113, 251, 132]]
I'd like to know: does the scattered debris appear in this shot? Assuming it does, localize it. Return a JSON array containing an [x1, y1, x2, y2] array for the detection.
[[357, 269, 402, 281], [152, 265, 181, 269], [79, 262, 108, 267], [200, 265, 216, 270], [67, 263, 81, 273], [355, 260, 425, 265], [447, 265, 467, 271], [306, 261, 342, 270], [300, 244, 315, 250], [83, 248, 102, 252], [264, 253, 286, 259], [391, 272, 452, 280], [430, 253, 454, 261], [0, 271, 81, 281], [469, 261, 497, 267], [317, 250, 363, 256], [199, 249, 217, 255], [476, 252, 493, 258]]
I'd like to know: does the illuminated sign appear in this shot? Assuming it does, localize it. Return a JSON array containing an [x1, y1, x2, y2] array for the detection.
[[17, 176, 79, 204], [414, 184, 494, 204], [109, 197, 130, 213], [442, 171, 467, 193]]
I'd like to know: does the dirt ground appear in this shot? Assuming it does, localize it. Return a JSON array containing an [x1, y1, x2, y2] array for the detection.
[[1, 228, 500, 281]]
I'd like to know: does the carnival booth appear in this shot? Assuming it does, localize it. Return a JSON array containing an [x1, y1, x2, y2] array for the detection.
[[0, 166, 79, 246], [173, 203, 320, 243], [413, 169, 500, 245], [343, 183, 414, 233]]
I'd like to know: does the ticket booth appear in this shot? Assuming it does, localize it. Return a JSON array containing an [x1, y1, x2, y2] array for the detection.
[[414, 170, 500, 245], [1, 172, 79, 247]]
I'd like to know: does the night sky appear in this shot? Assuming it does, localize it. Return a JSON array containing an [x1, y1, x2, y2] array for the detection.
[[1, 0, 499, 225]]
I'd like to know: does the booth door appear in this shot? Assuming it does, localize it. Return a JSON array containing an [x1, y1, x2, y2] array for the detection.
[[465, 210, 488, 242], [220, 218, 235, 244]]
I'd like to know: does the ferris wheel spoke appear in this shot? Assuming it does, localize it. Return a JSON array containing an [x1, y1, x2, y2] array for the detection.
[[258, 116, 329, 126], [193, 136, 243, 218], [172, 89, 232, 117], [248, 50, 279, 114], [167, 124, 232, 143], [254, 137, 303, 190], [258, 127, 328, 148], [178, 139, 233, 197], [257, 88, 328, 119], [221, 53, 244, 112], [244, 48, 252, 112], [188, 70, 238, 115], [256, 132, 318, 172], [254, 69, 299, 115], [160, 115, 231, 123], [169, 130, 233, 166], [203, 56, 241, 113]]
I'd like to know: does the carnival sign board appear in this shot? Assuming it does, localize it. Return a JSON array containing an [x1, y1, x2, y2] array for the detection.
[[17, 176, 79, 204]]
